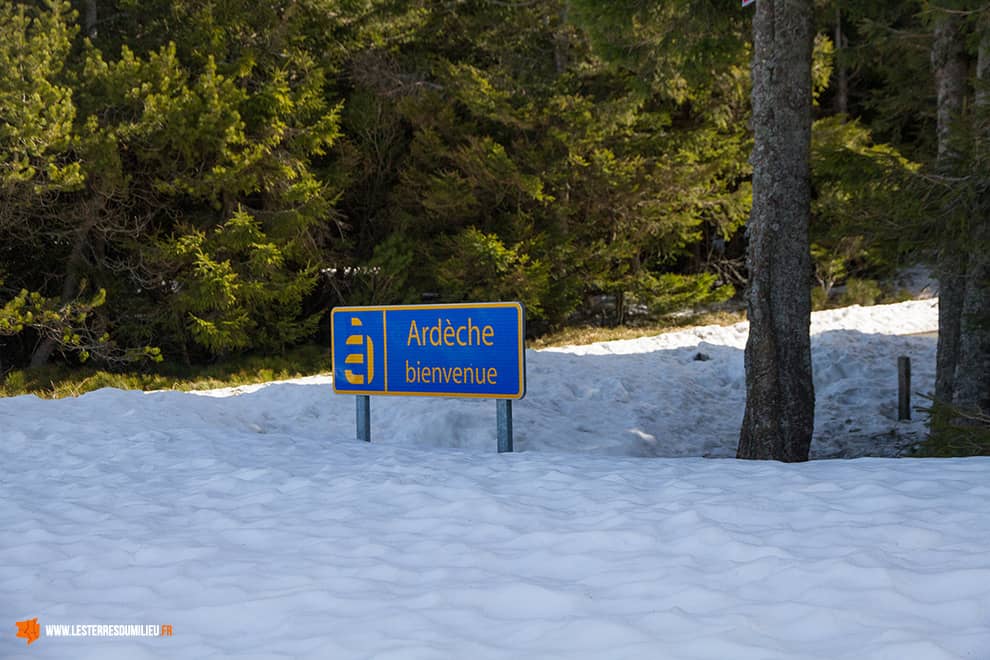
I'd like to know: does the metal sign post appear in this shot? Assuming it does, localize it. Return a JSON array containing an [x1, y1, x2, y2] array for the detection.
[[497, 400, 513, 453], [356, 395, 370, 442], [331, 302, 526, 452]]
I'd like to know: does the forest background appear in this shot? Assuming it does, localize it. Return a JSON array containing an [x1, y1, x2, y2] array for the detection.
[[0, 1, 983, 397]]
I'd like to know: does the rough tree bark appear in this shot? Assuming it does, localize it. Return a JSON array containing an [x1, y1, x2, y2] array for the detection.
[[931, 10, 968, 406], [737, 0, 816, 461], [952, 26, 990, 418]]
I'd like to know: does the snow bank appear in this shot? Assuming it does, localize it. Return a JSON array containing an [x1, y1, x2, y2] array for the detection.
[[4, 298, 986, 660], [1, 423, 987, 659], [194, 299, 940, 459]]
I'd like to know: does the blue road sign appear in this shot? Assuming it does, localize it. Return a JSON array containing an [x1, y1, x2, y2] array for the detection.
[[331, 302, 526, 399]]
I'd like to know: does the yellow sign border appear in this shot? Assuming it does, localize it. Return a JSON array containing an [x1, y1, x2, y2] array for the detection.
[[331, 302, 526, 399]]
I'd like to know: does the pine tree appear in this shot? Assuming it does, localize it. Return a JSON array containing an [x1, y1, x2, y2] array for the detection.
[[337, 0, 750, 328], [0, 0, 120, 366], [2, 0, 347, 367]]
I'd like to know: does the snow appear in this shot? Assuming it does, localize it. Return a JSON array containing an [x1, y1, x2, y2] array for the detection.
[[535, 299, 940, 458], [2, 298, 989, 659]]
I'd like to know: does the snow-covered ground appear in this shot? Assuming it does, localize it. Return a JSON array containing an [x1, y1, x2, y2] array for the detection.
[[2, 299, 989, 659]]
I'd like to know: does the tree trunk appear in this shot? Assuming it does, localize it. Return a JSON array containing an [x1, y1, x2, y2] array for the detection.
[[738, 0, 815, 462], [554, 6, 569, 75], [84, 0, 98, 39], [29, 215, 99, 369], [952, 28, 990, 417], [931, 11, 969, 406], [834, 4, 848, 116]]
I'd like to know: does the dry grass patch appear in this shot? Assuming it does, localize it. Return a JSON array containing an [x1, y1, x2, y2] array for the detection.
[[531, 309, 746, 349]]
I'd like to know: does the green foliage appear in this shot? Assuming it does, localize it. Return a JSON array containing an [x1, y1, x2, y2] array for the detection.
[[823, 0, 933, 158], [530, 307, 746, 349], [917, 400, 990, 457], [810, 287, 829, 311], [812, 33, 835, 105], [810, 116, 922, 295], [437, 228, 551, 319], [1, 0, 345, 368], [636, 273, 734, 316], [1, 281, 103, 361], [568, 0, 749, 108], [0, 0, 82, 192], [0, 279, 161, 365], [331, 234, 419, 307], [0, 0, 961, 377], [163, 209, 321, 354], [335, 0, 753, 331], [839, 277, 882, 307], [811, 237, 857, 298], [0, 343, 328, 398]]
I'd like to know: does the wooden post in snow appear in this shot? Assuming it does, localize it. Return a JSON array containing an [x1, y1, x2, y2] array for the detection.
[[898, 356, 911, 421]]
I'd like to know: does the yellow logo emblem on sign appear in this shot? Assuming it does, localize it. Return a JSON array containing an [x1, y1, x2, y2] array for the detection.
[[344, 317, 375, 385]]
